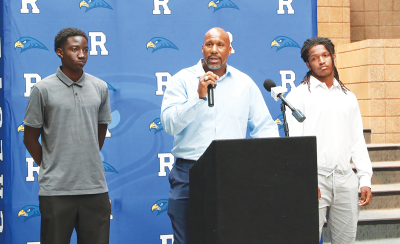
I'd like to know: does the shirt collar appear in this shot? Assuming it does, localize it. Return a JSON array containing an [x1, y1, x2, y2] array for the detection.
[[195, 59, 231, 80], [56, 67, 86, 87], [309, 75, 339, 91]]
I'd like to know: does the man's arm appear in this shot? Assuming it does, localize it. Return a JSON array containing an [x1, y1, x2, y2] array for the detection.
[[24, 126, 42, 166], [247, 83, 279, 138], [98, 124, 108, 150], [161, 74, 212, 136], [350, 94, 373, 206]]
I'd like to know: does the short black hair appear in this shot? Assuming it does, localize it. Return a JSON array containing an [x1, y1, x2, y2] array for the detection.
[[54, 28, 88, 52]]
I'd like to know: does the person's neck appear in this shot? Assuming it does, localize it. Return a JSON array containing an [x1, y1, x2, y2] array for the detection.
[[313, 73, 334, 88], [60, 66, 83, 82]]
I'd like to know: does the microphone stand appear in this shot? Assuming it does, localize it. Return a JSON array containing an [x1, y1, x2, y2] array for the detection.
[[281, 103, 289, 137]]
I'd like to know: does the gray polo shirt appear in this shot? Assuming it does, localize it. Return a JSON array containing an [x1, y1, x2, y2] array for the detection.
[[24, 67, 112, 196]]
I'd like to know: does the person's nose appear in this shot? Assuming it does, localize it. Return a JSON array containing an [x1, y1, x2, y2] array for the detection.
[[211, 44, 218, 53], [319, 56, 325, 65]]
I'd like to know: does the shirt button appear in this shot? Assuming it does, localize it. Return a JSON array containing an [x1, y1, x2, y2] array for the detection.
[[198, 102, 200, 105], [75, 93, 78, 96]]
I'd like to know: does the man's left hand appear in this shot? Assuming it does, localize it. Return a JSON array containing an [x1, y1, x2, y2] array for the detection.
[[358, 186, 372, 206]]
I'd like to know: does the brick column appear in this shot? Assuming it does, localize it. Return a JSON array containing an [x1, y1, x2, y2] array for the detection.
[[336, 39, 400, 143], [318, 0, 351, 46]]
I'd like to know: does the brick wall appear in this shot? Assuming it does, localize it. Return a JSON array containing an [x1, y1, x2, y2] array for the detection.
[[336, 39, 400, 143], [350, 0, 400, 41], [318, 0, 351, 46]]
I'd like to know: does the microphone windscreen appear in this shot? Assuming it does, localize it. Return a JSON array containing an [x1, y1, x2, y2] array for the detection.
[[263, 79, 276, 92]]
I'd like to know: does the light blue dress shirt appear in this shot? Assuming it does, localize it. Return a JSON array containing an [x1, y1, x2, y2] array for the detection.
[[161, 59, 279, 161]]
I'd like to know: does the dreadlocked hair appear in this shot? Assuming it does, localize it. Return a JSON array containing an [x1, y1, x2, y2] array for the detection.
[[300, 37, 348, 94]]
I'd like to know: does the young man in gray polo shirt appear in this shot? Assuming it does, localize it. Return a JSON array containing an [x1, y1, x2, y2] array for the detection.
[[23, 28, 112, 244]]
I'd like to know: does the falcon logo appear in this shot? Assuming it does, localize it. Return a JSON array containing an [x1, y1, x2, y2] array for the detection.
[[147, 37, 179, 53], [18, 205, 41, 222], [271, 36, 301, 52], [208, 0, 239, 12], [79, 0, 113, 12], [106, 81, 116, 91], [18, 123, 25, 133], [14, 37, 48, 53], [152, 199, 168, 215], [150, 118, 163, 134], [274, 114, 284, 130], [100, 152, 118, 173]]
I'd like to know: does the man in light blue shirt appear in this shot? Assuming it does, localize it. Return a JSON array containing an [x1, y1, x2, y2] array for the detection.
[[161, 27, 278, 244]]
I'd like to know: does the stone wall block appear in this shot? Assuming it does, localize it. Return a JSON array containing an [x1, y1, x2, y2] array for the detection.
[[379, 0, 393, 11], [386, 133, 400, 143], [358, 99, 371, 116], [385, 64, 400, 81], [365, 0, 379, 11], [372, 133, 386, 143], [371, 117, 386, 133], [386, 82, 400, 98], [365, 11, 379, 26], [386, 117, 400, 133], [384, 48, 400, 64], [379, 26, 394, 38], [368, 65, 385, 82], [318, 7, 330, 22], [331, 7, 344, 22], [351, 0, 364, 11], [368, 48, 385, 64], [370, 82, 385, 98], [386, 99, 400, 115], [362, 116, 371, 129], [365, 26, 380, 39], [371, 99, 386, 116], [379, 11, 393, 26]]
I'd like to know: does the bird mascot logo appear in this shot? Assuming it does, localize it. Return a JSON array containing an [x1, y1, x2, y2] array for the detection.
[[15, 37, 48, 53], [152, 199, 168, 215], [208, 0, 240, 12], [18, 205, 41, 222], [147, 37, 179, 53], [79, 0, 113, 12], [150, 118, 164, 134], [271, 36, 301, 52]]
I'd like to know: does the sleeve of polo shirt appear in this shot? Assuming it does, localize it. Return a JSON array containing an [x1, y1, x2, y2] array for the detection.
[[98, 84, 112, 125], [350, 94, 373, 188], [161, 75, 205, 136], [23, 86, 45, 128], [248, 82, 279, 138], [285, 89, 304, 137]]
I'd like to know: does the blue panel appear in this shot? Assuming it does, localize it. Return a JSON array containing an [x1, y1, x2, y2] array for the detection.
[[2, 0, 317, 243]]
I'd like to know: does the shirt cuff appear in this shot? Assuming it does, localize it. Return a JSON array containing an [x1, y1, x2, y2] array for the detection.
[[187, 91, 206, 108], [359, 175, 372, 189]]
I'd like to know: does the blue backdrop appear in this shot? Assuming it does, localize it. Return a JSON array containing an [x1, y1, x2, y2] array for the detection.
[[1, 0, 317, 243]]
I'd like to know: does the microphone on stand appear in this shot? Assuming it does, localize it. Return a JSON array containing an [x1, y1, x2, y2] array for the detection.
[[263, 79, 306, 123]]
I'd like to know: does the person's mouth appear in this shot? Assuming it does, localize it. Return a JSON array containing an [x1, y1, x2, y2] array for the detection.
[[208, 56, 221, 63]]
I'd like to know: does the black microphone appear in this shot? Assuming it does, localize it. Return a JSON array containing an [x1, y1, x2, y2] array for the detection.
[[263, 79, 306, 123], [207, 84, 214, 107]]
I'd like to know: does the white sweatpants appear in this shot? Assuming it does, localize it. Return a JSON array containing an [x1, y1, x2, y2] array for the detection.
[[318, 166, 360, 244]]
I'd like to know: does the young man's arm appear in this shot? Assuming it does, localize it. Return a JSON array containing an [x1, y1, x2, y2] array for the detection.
[[98, 124, 108, 150], [24, 126, 42, 166]]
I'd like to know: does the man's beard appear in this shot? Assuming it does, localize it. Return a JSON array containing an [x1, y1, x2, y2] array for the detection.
[[205, 56, 224, 70]]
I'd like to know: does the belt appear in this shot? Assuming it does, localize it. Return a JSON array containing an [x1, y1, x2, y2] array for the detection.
[[178, 158, 196, 165]]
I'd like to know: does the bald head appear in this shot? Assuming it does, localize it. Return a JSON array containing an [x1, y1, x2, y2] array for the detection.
[[201, 27, 232, 76], [204, 27, 230, 45]]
